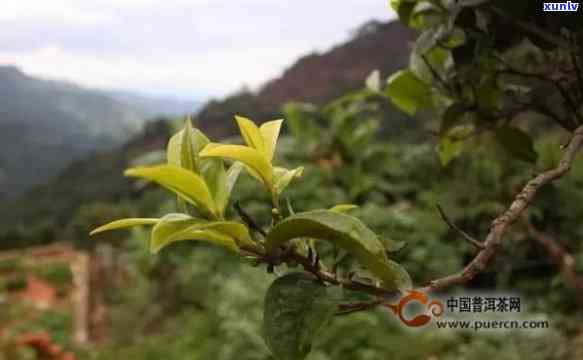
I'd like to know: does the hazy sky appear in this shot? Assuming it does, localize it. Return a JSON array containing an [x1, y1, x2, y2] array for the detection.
[[0, 0, 396, 100]]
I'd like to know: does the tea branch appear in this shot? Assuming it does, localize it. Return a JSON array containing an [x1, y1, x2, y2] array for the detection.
[[424, 124, 583, 292]]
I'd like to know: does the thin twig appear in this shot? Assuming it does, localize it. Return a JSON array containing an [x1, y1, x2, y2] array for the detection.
[[422, 124, 583, 293], [239, 245, 400, 299], [234, 201, 267, 236], [436, 204, 485, 249], [421, 54, 451, 95], [496, 67, 583, 127]]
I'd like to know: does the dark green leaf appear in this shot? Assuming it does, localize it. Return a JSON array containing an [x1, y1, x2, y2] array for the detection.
[[265, 210, 412, 291], [263, 272, 336, 360], [441, 103, 468, 134], [390, 0, 416, 26], [494, 126, 538, 163], [386, 70, 432, 116]]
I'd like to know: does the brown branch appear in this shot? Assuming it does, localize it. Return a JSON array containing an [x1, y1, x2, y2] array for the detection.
[[283, 249, 399, 298], [436, 204, 485, 249], [240, 245, 400, 299], [522, 214, 583, 296], [234, 201, 267, 237], [422, 124, 583, 293]]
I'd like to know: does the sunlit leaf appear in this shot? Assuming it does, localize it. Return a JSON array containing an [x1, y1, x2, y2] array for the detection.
[[260, 119, 284, 161], [273, 166, 304, 194], [235, 115, 267, 155], [212, 162, 245, 215], [263, 272, 336, 360], [386, 70, 432, 116], [200, 144, 273, 188], [167, 119, 210, 172], [90, 218, 159, 236], [150, 213, 242, 253], [125, 165, 217, 217], [329, 204, 359, 213], [201, 158, 227, 216], [365, 70, 381, 92], [265, 210, 412, 291]]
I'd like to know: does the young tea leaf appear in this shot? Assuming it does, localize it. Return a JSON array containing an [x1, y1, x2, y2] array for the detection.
[[166, 119, 210, 172], [263, 272, 336, 360], [150, 213, 243, 253], [329, 204, 359, 213], [235, 115, 267, 155], [125, 165, 217, 218], [90, 218, 159, 236], [273, 166, 304, 195], [260, 119, 284, 161], [200, 144, 274, 188]]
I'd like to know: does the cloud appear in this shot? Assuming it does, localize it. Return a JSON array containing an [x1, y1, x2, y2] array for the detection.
[[0, 0, 396, 99]]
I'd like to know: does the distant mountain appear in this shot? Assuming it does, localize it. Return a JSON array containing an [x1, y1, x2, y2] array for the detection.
[[0, 65, 152, 197], [0, 66, 204, 198], [196, 20, 415, 138], [102, 90, 203, 118]]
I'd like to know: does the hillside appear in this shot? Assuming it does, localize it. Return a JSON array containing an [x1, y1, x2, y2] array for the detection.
[[196, 21, 415, 138], [0, 67, 205, 199], [0, 66, 152, 197], [0, 20, 415, 247]]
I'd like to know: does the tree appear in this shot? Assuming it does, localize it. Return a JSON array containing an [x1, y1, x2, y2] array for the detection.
[[386, 0, 583, 292]]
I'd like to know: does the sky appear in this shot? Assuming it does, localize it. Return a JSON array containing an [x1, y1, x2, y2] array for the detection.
[[0, 0, 396, 101]]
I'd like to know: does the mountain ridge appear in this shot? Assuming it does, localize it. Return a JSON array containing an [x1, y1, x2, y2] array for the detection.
[[0, 66, 203, 197]]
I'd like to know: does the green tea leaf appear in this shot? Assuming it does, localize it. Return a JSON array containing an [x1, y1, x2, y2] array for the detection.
[[260, 119, 284, 161], [150, 213, 243, 253], [329, 204, 359, 213], [90, 218, 159, 236], [495, 126, 538, 163], [273, 166, 304, 194], [265, 210, 412, 291], [214, 162, 244, 215], [201, 159, 227, 216], [167, 119, 210, 172], [263, 272, 336, 360], [125, 165, 217, 217], [235, 115, 267, 155], [200, 144, 273, 188], [365, 70, 381, 93], [437, 136, 464, 166], [390, 0, 416, 26], [386, 70, 432, 116]]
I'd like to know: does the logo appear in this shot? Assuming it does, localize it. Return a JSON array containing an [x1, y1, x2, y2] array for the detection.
[[543, 1, 580, 11], [383, 290, 444, 327], [383, 292, 550, 331]]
